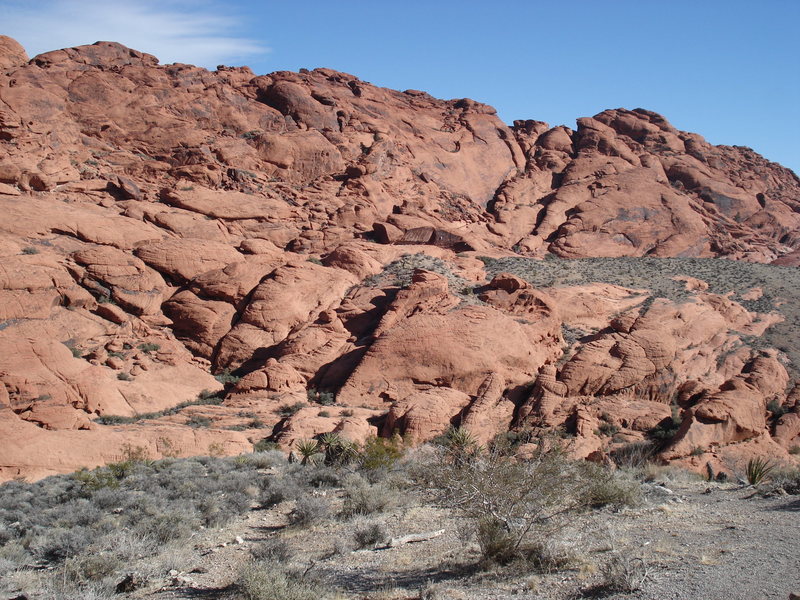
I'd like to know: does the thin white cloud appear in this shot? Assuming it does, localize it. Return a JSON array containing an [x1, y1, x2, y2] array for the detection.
[[0, 0, 269, 68]]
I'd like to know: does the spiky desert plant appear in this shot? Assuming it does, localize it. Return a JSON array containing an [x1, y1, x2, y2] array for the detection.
[[294, 439, 320, 466], [319, 432, 358, 466], [746, 456, 775, 485], [444, 427, 482, 465]]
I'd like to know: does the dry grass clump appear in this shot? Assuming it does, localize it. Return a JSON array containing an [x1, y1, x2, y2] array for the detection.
[[340, 475, 393, 518], [596, 553, 649, 594], [235, 559, 329, 600]]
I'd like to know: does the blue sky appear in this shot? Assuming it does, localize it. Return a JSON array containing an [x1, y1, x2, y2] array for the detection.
[[2, 0, 799, 174]]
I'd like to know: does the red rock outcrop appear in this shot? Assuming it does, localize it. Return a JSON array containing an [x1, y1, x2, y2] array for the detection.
[[0, 36, 799, 480]]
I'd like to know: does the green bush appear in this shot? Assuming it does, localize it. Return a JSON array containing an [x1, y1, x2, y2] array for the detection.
[[648, 405, 682, 445], [359, 436, 404, 471], [253, 439, 280, 453], [767, 399, 786, 419], [596, 422, 620, 437], [186, 414, 212, 428], [215, 368, 242, 385], [307, 388, 336, 406], [279, 402, 306, 418]]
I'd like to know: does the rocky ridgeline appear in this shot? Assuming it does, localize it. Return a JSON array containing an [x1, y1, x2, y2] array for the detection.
[[1, 35, 799, 480]]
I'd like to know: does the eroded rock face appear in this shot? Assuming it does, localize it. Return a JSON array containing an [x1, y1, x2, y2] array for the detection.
[[0, 35, 28, 69], [0, 36, 799, 480]]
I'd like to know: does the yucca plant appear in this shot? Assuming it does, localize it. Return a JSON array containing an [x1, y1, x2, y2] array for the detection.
[[319, 432, 358, 466], [745, 456, 775, 485], [294, 439, 320, 466], [445, 427, 482, 465]]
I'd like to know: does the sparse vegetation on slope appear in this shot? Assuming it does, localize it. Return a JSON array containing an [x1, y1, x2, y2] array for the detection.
[[481, 255, 800, 373], [0, 437, 654, 599]]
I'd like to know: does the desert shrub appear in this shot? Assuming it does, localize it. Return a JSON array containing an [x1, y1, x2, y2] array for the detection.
[[0, 541, 28, 576], [352, 519, 388, 549], [116, 372, 133, 381], [611, 440, 658, 470], [33, 526, 93, 561], [137, 511, 197, 544], [251, 538, 293, 562], [578, 463, 642, 508], [198, 389, 221, 401], [596, 422, 619, 437], [253, 439, 280, 453], [73, 467, 120, 493], [137, 342, 160, 354], [413, 443, 631, 568], [340, 479, 392, 518], [648, 405, 682, 445], [307, 388, 336, 406], [22, 246, 39, 254], [236, 560, 326, 600], [597, 553, 649, 593], [94, 391, 225, 424], [186, 414, 212, 428], [474, 517, 517, 564], [260, 476, 303, 508], [279, 402, 306, 418], [288, 496, 329, 526], [300, 464, 341, 488], [62, 551, 122, 584], [758, 468, 800, 495], [358, 436, 404, 472], [767, 398, 787, 419], [214, 368, 241, 385], [198, 492, 250, 527], [489, 427, 537, 456], [0, 454, 261, 580], [244, 450, 285, 469]]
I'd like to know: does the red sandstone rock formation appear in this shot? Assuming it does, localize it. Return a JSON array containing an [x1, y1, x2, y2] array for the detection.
[[1, 35, 799, 480]]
